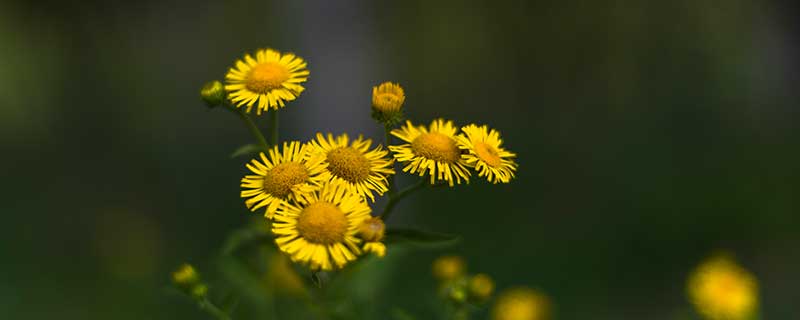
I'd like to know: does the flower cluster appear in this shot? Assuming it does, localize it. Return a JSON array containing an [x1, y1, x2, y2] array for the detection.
[[205, 47, 520, 271]]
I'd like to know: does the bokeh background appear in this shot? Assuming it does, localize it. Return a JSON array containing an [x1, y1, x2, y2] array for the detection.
[[1, 0, 798, 319]]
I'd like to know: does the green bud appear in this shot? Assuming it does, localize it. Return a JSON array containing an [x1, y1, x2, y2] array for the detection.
[[200, 80, 226, 108]]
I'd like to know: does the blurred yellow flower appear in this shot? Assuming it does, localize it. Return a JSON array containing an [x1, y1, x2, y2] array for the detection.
[[687, 255, 758, 320], [241, 141, 326, 219], [307, 133, 395, 202], [491, 287, 552, 320], [171, 264, 199, 286], [358, 217, 387, 257], [457, 124, 517, 183], [468, 273, 495, 302], [390, 119, 471, 186], [272, 182, 372, 270], [225, 48, 309, 114], [432, 255, 466, 281]]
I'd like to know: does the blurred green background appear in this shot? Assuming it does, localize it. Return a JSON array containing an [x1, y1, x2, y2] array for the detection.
[[1, 0, 798, 319]]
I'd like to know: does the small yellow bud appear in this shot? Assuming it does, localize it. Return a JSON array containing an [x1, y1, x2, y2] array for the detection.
[[200, 80, 226, 108], [468, 273, 495, 302], [190, 284, 208, 298], [448, 285, 467, 304], [358, 217, 385, 242], [432, 255, 466, 281], [371, 82, 405, 125], [172, 264, 199, 286], [171, 264, 207, 299]]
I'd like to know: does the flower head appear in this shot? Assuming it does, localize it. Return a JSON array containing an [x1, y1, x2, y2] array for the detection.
[[358, 217, 386, 257], [241, 141, 326, 219], [272, 182, 372, 270], [307, 133, 395, 202], [687, 255, 758, 320], [491, 287, 552, 320], [225, 48, 309, 114], [457, 124, 517, 183], [432, 255, 466, 281], [468, 273, 495, 302], [371, 82, 405, 125], [390, 119, 471, 186]]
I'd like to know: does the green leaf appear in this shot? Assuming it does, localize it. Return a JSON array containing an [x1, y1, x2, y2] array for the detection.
[[384, 228, 460, 248], [230, 143, 265, 158], [219, 292, 240, 314]]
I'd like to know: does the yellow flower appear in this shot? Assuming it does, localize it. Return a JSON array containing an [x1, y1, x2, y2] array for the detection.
[[389, 119, 471, 186], [371, 82, 405, 125], [491, 287, 552, 320], [240, 141, 326, 219], [307, 133, 395, 202], [457, 124, 518, 183], [358, 217, 387, 257], [468, 273, 495, 302], [225, 48, 309, 114], [272, 182, 372, 270], [687, 255, 758, 320], [432, 255, 466, 281]]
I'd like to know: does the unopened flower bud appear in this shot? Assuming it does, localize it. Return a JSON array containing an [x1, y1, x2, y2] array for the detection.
[[358, 217, 385, 242], [371, 82, 405, 126], [200, 80, 226, 108], [468, 273, 495, 303], [432, 255, 466, 281]]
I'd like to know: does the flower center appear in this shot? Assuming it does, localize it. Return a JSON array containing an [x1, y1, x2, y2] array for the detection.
[[474, 142, 502, 167], [246, 62, 290, 93], [411, 132, 461, 163], [326, 147, 371, 182], [262, 162, 309, 198], [296, 202, 349, 244]]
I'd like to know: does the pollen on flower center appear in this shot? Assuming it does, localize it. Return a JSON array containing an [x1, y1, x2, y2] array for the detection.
[[263, 162, 309, 198], [246, 62, 290, 93], [296, 202, 349, 244], [474, 142, 502, 167], [411, 132, 461, 163], [326, 147, 372, 182]]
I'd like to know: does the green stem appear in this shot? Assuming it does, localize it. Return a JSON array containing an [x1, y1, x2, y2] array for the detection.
[[380, 179, 426, 221], [225, 105, 270, 151], [198, 298, 233, 320], [269, 110, 279, 146], [384, 124, 397, 194]]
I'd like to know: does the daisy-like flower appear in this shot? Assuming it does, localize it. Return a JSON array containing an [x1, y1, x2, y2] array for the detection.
[[687, 255, 759, 320], [457, 124, 518, 183], [272, 182, 372, 270], [389, 119, 471, 186], [240, 141, 326, 219], [225, 48, 309, 114], [307, 133, 395, 202]]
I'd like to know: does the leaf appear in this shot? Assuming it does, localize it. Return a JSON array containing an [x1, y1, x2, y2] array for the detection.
[[219, 292, 240, 314], [384, 228, 460, 248], [230, 143, 265, 158]]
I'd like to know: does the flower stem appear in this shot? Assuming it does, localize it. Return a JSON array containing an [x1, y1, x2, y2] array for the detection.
[[380, 179, 426, 221], [225, 105, 270, 151], [269, 110, 279, 146], [198, 298, 233, 320], [384, 124, 397, 194]]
